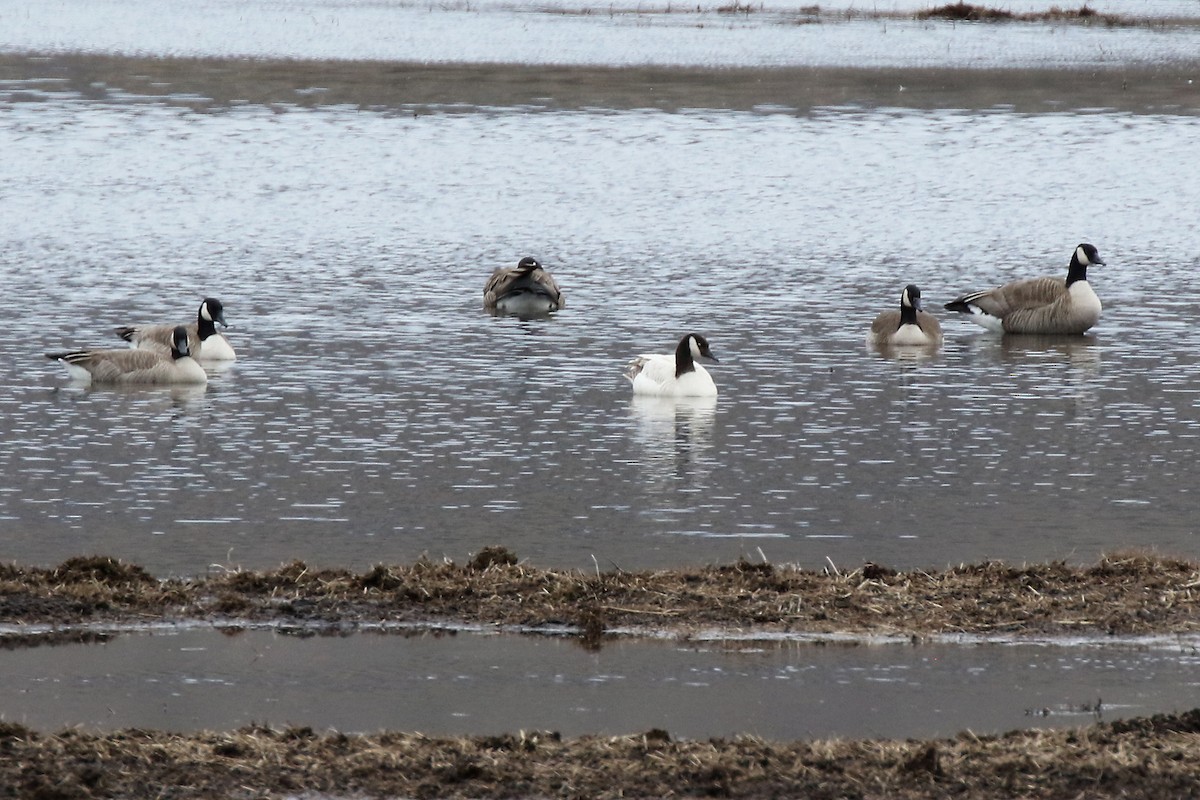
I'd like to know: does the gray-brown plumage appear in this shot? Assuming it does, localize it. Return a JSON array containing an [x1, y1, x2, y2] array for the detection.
[[944, 244, 1104, 335], [483, 257, 564, 316], [47, 326, 208, 385], [867, 284, 943, 346], [114, 297, 235, 361]]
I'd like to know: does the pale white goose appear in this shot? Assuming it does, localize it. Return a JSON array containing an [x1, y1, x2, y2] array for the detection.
[[867, 284, 943, 347], [483, 257, 565, 316], [624, 333, 719, 398], [944, 244, 1104, 335], [115, 297, 236, 360], [46, 325, 207, 385]]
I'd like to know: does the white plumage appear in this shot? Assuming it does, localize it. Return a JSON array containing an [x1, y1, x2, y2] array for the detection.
[[624, 333, 719, 398]]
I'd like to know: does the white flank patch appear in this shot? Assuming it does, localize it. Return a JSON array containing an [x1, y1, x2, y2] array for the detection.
[[966, 306, 1005, 333]]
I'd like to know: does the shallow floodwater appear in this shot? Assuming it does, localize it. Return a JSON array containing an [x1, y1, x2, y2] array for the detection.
[[2, 71, 1200, 575], [1, 1, 1200, 743], [4, 629, 1199, 739], [3, 0, 1200, 67]]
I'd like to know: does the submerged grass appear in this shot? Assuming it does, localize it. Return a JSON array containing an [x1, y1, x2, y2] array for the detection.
[[3, 550, 1200, 642], [5, 709, 1200, 798]]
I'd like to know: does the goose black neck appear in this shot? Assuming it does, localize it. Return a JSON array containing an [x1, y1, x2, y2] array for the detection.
[[197, 314, 217, 339], [1066, 254, 1088, 287], [899, 301, 919, 328], [675, 337, 696, 378]]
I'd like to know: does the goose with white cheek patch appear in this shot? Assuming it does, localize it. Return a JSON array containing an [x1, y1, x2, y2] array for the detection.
[[867, 284, 943, 347], [46, 325, 208, 385], [944, 243, 1104, 335], [483, 257, 565, 316], [115, 297, 236, 361], [624, 333, 719, 398]]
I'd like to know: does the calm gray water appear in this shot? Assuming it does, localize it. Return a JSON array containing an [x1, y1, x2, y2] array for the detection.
[[3, 0, 1200, 66], [2, 5, 1200, 742], [2, 74, 1199, 575], [4, 628, 1198, 739]]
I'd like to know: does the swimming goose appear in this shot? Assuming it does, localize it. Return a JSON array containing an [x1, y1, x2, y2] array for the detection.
[[624, 333, 719, 397], [46, 326, 207, 385], [867, 284, 943, 347], [483, 257, 565, 315], [944, 244, 1104, 335], [114, 297, 236, 360]]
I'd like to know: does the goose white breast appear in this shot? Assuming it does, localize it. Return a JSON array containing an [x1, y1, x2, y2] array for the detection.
[[944, 243, 1104, 335], [624, 333, 719, 398], [867, 284, 943, 347], [47, 325, 207, 385], [115, 297, 236, 361]]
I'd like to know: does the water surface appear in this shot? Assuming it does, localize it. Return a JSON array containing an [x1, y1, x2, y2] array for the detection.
[[3, 0, 1200, 67], [4, 628, 1198, 739], [2, 71, 1199, 575], [1, 0, 1199, 747]]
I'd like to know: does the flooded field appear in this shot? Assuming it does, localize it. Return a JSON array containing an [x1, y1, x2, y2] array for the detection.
[[1, 57, 1199, 576], [7, 627, 1200, 740], [3, 0, 1200, 67], [2, 1, 1200, 793]]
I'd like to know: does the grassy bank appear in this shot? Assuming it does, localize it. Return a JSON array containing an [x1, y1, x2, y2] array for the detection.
[[3, 550, 1199, 645]]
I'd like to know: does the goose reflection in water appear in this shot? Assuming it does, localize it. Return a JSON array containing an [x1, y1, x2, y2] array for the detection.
[[866, 341, 943, 364], [53, 381, 209, 402], [628, 395, 717, 493], [966, 333, 1103, 420], [997, 334, 1102, 373]]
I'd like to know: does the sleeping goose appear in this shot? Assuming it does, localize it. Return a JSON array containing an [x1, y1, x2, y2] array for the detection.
[[114, 297, 236, 360], [944, 244, 1104, 335], [483, 257, 565, 316], [46, 325, 207, 385], [867, 284, 943, 347], [624, 333, 719, 398]]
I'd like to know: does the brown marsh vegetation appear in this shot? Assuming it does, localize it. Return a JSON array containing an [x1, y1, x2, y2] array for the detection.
[[918, 2, 1123, 24], [5, 550, 1200, 796], [4, 549, 1200, 643], [3, 704, 1200, 798]]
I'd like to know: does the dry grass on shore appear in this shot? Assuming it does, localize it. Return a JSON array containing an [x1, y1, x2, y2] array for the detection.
[[5, 551, 1200, 797], [5, 709, 1200, 799], [3, 549, 1200, 644]]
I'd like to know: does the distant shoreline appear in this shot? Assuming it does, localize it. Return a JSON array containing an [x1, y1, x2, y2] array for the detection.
[[3, 51, 1199, 114]]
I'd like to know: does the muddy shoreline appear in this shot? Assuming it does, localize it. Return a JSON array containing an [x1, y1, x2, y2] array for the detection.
[[4, 708, 1200, 798], [3, 51, 1198, 114], [3, 550, 1199, 646], [4, 554, 1200, 796]]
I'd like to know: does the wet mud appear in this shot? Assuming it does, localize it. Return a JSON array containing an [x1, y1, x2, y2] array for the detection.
[[3, 549, 1199, 644], [2, 51, 1197, 115]]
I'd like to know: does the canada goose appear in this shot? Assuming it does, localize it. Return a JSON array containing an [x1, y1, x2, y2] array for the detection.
[[867, 284, 943, 347], [46, 326, 207, 385], [483, 257, 564, 315], [944, 244, 1104, 335], [114, 297, 236, 360], [624, 333, 719, 397]]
